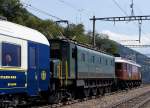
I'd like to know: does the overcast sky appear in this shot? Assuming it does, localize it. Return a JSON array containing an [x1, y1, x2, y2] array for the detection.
[[20, 0, 150, 56]]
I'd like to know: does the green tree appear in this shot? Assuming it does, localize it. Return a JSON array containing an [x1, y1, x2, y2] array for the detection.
[[0, 0, 118, 54]]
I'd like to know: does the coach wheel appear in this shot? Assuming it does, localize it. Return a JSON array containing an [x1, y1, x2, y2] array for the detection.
[[12, 97, 20, 107], [48, 91, 61, 104]]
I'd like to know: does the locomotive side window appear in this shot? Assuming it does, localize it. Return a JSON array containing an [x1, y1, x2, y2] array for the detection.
[[105, 59, 108, 65], [72, 48, 75, 58], [91, 56, 95, 64], [116, 63, 122, 69], [81, 53, 85, 62], [2, 42, 21, 67], [123, 63, 127, 70], [99, 57, 101, 64], [111, 60, 113, 66]]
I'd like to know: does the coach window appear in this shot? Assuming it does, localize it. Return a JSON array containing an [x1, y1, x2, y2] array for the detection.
[[29, 47, 36, 68], [2, 42, 21, 67]]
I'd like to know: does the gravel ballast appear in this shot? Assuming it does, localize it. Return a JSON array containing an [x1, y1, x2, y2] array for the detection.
[[61, 85, 150, 108]]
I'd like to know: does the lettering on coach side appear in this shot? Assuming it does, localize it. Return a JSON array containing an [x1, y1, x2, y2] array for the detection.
[[8, 83, 17, 87], [0, 76, 16, 79]]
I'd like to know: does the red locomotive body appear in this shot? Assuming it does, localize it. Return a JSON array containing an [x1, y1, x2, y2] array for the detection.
[[115, 57, 141, 88]]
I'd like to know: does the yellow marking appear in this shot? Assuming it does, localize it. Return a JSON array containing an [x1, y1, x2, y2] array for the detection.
[[60, 61, 63, 86], [8, 83, 16, 87], [58, 61, 63, 86], [0, 75, 16, 79], [65, 61, 68, 86], [41, 71, 46, 80], [0, 67, 26, 72]]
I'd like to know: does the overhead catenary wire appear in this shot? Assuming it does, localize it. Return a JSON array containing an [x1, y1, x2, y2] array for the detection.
[[112, 0, 128, 16], [111, 0, 150, 43], [57, 0, 93, 17]]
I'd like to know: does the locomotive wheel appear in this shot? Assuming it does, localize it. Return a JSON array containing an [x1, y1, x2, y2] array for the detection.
[[98, 88, 104, 96], [92, 88, 97, 96], [83, 88, 90, 97], [105, 87, 111, 93], [107, 86, 111, 93], [70, 91, 75, 100]]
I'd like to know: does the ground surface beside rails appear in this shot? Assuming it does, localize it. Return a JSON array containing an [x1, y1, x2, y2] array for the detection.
[[34, 85, 150, 108]]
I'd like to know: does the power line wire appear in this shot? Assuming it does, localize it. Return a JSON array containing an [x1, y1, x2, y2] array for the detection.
[[22, 2, 63, 20], [57, 0, 80, 12], [112, 0, 128, 16], [57, 0, 92, 17], [22, 2, 67, 37], [111, 0, 150, 43]]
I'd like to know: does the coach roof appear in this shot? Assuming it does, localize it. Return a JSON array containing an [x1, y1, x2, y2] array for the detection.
[[0, 20, 49, 46]]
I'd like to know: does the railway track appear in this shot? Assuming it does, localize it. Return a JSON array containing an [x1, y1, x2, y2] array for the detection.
[[32, 89, 139, 108], [31, 85, 150, 108], [109, 90, 150, 108]]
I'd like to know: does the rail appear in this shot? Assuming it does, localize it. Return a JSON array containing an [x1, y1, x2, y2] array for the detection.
[[109, 91, 150, 108]]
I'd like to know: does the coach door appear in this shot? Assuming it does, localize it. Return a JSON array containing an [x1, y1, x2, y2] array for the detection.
[[28, 43, 39, 96]]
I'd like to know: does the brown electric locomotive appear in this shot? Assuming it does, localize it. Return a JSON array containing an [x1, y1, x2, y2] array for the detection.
[[115, 57, 142, 89]]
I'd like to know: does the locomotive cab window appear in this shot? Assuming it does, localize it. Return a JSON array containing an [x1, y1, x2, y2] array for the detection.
[[2, 42, 21, 67], [50, 43, 61, 59]]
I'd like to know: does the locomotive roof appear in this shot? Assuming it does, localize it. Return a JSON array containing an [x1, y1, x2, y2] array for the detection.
[[0, 20, 49, 46], [49, 38, 114, 57], [115, 57, 141, 67]]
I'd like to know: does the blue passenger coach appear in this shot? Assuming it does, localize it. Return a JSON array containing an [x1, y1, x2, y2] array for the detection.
[[0, 20, 50, 97]]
